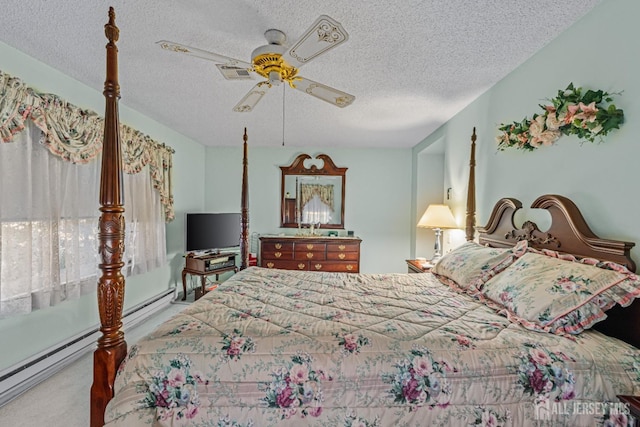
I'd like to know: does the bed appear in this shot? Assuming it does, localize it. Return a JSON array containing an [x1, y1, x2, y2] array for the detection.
[[91, 9, 640, 427]]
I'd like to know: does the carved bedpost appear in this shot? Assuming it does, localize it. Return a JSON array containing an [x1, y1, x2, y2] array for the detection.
[[90, 8, 127, 427], [240, 128, 249, 270], [465, 127, 477, 241]]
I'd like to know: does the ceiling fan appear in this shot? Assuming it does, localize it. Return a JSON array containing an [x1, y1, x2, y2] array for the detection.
[[157, 15, 355, 112]]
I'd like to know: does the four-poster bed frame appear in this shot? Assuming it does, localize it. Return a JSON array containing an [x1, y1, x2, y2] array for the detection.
[[90, 9, 638, 425], [90, 11, 253, 425], [90, 9, 127, 426], [88, 11, 478, 422]]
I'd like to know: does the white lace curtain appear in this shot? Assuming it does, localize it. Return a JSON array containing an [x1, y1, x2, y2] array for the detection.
[[0, 122, 166, 318], [300, 184, 334, 224], [302, 195, 333, 224]]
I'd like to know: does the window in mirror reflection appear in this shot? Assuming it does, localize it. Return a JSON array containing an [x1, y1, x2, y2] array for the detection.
[[300, 183, 334, 223], [303, 195, 332, 223]]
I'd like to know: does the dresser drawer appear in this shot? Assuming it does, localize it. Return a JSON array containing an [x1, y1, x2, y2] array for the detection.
[[263, 260, 308, 270], [261, 248, 294, 260], [327, 242, 360, 252], [294, 250, 326, 261], [326, 251, 359, 261], [294, 242, 326, 252], [316, 262, 359, 273], [262, 241, 294, 252]]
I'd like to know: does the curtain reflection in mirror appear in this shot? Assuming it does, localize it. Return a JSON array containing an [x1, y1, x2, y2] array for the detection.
[[300, 183, 334, 224], [302, 195, 333, 223]]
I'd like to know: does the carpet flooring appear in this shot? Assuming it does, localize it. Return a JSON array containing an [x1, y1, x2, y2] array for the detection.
[[0, 300, 187, 426]]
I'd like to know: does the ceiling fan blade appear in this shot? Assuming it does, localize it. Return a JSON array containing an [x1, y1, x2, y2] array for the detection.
[[232, 81, 272, 112], [291, 76, 355, 108], [156, 40, 253, 69], [284, 15, 349, 68]]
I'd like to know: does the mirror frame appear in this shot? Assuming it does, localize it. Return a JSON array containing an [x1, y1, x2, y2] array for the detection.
[[280, 153, 347, 229]]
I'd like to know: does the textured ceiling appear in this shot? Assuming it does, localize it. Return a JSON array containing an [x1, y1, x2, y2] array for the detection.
[[0, 0, 602, 148]]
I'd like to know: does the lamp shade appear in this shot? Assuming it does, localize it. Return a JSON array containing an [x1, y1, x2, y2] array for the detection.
[[417, 204, 457, 229]]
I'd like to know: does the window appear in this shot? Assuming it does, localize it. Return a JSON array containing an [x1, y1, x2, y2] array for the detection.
[[302, 194, 333, 224], [0, 122, 166, 318]]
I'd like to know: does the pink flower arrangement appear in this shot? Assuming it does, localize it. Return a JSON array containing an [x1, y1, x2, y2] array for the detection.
[[515, 343, 575, 402], [220, 328, 255, 361], [335, 332, 370, 355], [413, 355, 435, 376], [497, 83, 624, 151], [529, 348, 552, 366], [260, 352, 332, 420], [382, 346, 455, 411], [454, 334, 474, 349], [471, 406, 511, 427], [142, 354, 208, 421], [289, 364, 310, 384]]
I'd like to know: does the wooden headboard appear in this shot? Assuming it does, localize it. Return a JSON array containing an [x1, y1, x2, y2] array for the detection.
[[477, 195, 635, 271], [476, 194, 639, 348]]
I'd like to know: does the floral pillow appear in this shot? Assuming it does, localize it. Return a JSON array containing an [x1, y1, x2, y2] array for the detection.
[[479, 251, 640, 335], [432, 240, 528, 290], [529, 247, 640, 318]]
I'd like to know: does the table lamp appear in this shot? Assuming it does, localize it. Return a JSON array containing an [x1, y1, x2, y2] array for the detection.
[[417, 204, 458, 262]]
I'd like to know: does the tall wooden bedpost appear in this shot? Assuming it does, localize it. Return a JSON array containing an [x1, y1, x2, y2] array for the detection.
[[465, 127, 477, 241], [90, 8, 127, 427], [240, 128, 249, 270]]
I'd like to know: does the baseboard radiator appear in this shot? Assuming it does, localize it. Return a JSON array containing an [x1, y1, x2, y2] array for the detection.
[[0, 288, 175, 408]]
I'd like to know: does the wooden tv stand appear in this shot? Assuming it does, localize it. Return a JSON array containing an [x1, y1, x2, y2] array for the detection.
[[181, 251, 237, 301]]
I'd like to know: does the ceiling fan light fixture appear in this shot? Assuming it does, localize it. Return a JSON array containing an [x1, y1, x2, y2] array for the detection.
[[158, 15, 354, 113], [251, 52, 298, 84], [268, 71, 281, 85]]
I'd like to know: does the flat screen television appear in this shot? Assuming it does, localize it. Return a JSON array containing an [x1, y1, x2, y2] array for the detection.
[[185, 212, 241, 252]]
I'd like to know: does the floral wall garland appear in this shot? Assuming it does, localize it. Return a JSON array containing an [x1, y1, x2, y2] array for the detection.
[[496, 83, 624, 151]]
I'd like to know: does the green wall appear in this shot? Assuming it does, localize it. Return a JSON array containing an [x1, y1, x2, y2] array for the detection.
[[3, 0, 631, 374], [0, 39, 414, 371], [0, 41, 205, 370], [413, 0, 640, 263]]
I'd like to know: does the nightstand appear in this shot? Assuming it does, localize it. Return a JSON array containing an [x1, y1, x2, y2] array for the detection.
[[617, 395, 640, 421], [406, 259, 433, 274]]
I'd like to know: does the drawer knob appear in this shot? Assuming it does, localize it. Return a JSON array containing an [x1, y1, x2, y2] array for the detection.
[[315, 264, 322, 270], [338, 253, 346, 259], [298, 263, 306, 270], [346, 264, 354, 271], [306, 252, 314, 259], [306, 244, 314, 250], [275, 252, 282, 258], [339, 245, 346, 250], [275, 243, 282, 249], [267, 262, 275, 268]]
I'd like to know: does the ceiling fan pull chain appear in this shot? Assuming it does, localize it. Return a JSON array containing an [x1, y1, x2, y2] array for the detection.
[[282, 84, 286, 146]]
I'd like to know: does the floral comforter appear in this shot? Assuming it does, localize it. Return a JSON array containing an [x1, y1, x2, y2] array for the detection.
[[105, 267, 640, 426]]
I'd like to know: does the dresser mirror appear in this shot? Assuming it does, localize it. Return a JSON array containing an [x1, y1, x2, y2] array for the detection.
[[280, 153, 346, 229]]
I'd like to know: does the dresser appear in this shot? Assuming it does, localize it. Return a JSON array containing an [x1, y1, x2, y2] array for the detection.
[[259, 236, 361, 272]]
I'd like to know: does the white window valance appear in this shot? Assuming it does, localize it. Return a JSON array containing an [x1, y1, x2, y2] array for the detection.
[[0, 70, 175, 222]]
